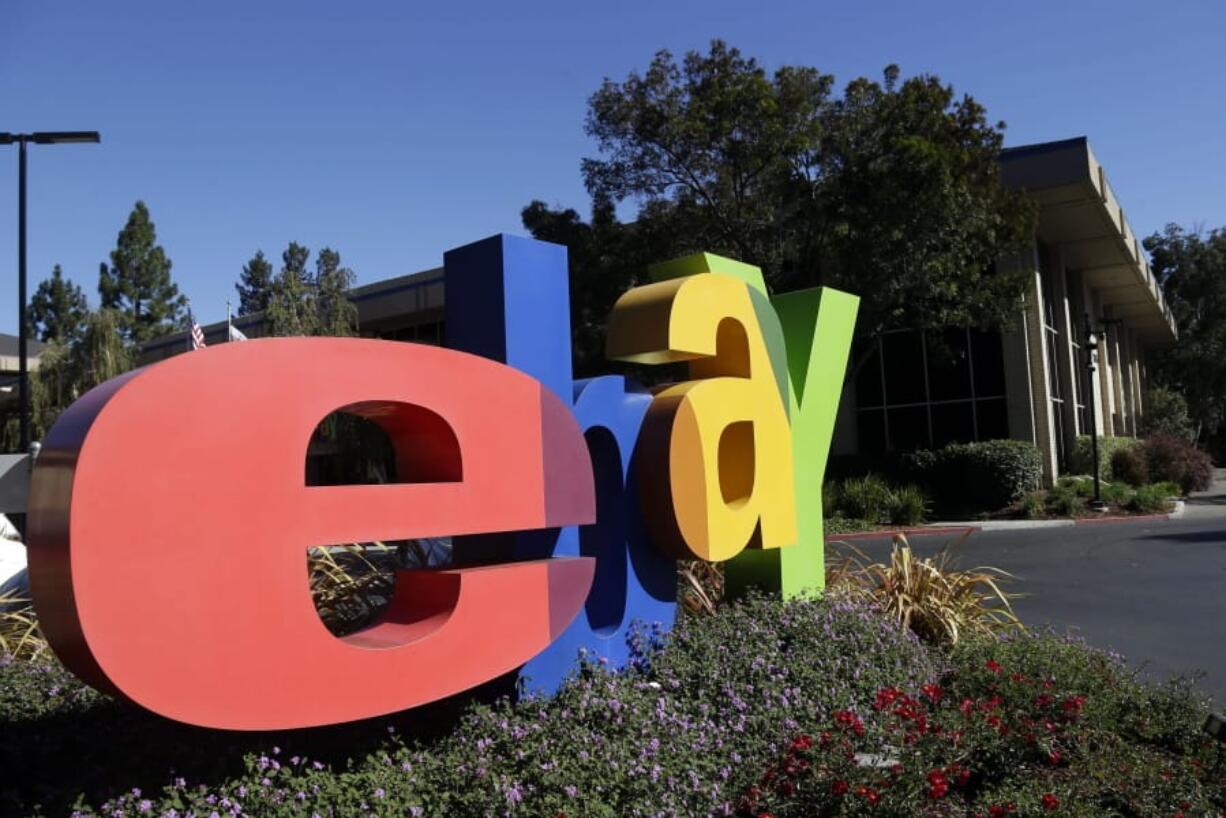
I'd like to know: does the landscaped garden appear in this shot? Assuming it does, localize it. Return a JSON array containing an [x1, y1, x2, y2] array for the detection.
[[3, 544, 1225, 817], [824, 431, 1215, 532]]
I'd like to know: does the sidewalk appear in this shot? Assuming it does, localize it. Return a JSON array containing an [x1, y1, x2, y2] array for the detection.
[[1179, 467, 1226, 520]]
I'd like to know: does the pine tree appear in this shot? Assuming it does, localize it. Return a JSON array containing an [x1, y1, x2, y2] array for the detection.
[[314, 247, 357, 337], [98, 201, 187, 344], [266, 242, 319, 337], [236, 250, 274, 316], [29, 264, 89, 343]]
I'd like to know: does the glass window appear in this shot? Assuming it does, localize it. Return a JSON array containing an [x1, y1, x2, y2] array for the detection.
[[857, 409, 886, 454], [854, 338, 883, 407], [882, 331, 926, 405], [975, 398, 1009, 441], [927, 329, 972, 401], [970, 330, 1006, 397], [931, 401, 975, 448], [853, 326, 1012, 454], [887, 406, 929, 452]]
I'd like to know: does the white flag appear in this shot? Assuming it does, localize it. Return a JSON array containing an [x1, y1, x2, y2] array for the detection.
[[228, 324, 249, 342]]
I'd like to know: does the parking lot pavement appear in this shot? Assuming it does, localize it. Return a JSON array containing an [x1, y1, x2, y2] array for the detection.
[[830, 512, 1226, 705]]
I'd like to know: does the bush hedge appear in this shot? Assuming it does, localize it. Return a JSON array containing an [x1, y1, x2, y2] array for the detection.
[[1144, 433, 1214, 494], [1068, 435, 1140, 482], [2, 596, 936, 817], [4, 594, 1225, 817], [823, 475, 928, 528], [904, 439, 1044, 513]]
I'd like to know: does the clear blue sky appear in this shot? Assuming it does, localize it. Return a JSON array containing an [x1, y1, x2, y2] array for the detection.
[[2, 0, 1224, 334]]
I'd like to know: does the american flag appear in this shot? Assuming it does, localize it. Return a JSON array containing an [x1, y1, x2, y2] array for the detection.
[[189, 310, 207, 350]]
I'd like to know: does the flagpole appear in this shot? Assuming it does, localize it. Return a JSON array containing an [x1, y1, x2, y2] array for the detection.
[[227, 300, 232, 342]]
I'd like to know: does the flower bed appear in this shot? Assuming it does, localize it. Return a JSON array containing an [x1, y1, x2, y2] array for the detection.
[[2, 596, 1223, 817]]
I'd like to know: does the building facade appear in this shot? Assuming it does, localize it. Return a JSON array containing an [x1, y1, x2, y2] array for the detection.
[[0, 333, 44, 412], [831, 137, 1176, 482], [145, 137, 1176, 485]]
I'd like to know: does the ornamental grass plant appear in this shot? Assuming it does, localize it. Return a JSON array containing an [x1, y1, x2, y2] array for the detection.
[[0, 591, 47, 662], [828, 534, 1023, 645]]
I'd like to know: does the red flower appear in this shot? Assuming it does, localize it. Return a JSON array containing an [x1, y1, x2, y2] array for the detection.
[[927, 769, 949, 799], [960, 698, 976, 717], [834, 710, 865, 736], [831, 780, 850, 796], [922, 683, 944, 703], [988, 803, 1016, 817], [956, 768, 971, 787], [1034, 694, 1054, 708], [1042, 678, 1055, 690], [1041, 793, 1059, 811], [986, 659, 1003, 673], [1062, 695, 1086, 718], [874, 687, 904, 710], [790, 734, 813, 751], [855, 785, 880, 805], [1048, 750, 1063, 766]]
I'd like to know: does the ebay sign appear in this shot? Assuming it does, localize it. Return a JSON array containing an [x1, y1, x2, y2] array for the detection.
[[25, 234, 857, 730]]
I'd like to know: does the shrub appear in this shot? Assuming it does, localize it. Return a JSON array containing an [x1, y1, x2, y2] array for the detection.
[[1046, 484, 1085, 517], [827, 535, 1022, 645], [886, 484, 927, 525], [0, 592, 47, 662], [44, 595, 937, 818], [1069, 435, 1139, 482], [1019, 490, 1046, 519], [1141, 386, 1195, 440], [740, 633, 1224, 818], [1126, 484, 1175, 514], [1143, 433, 1213, 494], [1111, 443, 1150, 486], [834, 474, 893, 522], [911, 439, 1043, 513]]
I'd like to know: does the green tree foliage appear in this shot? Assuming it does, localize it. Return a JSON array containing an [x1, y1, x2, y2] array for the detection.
[[1143, 224, 1226, 440], [263, 242, 359, 338], [530, 41, 1037, 372], [314, 247, 358, 338], [520, 196, 664, 376], [1140, 386, 1195, 441], [98, 201, 187, 344], [266, 241, 319, 337], [2, 308, 134, 449], [235, 250, 273, 316], [28, 265, 88, 343]]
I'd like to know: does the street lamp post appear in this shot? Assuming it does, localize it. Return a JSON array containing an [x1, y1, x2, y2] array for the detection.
[[0, 131, 100, 453]]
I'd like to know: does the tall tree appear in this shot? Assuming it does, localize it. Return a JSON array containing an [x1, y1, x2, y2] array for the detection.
[[266, 242, 319, 337], [98, 201, 187, 344], [314, 247, 358, 337], [1143, 224, 1226, 441], [567, 41, 1036, 371], [236, 250, 274, 316], [29, 264, 88, 343]]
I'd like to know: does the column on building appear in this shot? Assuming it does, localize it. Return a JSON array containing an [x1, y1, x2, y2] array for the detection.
[[999, 243, 1059, 485], [1091, 292, 1119, 438]]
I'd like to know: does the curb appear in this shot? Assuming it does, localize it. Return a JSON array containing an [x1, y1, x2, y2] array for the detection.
[[825, 525, 979, 542], [1073, 512, 1171, 525]]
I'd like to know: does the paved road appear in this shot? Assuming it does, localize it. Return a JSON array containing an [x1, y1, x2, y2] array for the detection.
[[837, 476, 1226, 706]]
